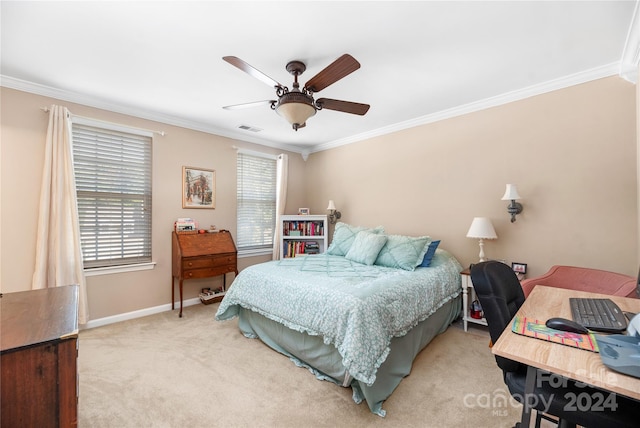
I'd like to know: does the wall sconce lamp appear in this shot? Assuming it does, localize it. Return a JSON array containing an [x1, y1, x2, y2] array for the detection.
[[466, 217, 498, 262], [327, 200, 341, 224], [501, 184, 523, 223]]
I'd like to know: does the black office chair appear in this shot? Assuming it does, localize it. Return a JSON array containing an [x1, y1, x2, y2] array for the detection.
[[470, 260, 640, 428]]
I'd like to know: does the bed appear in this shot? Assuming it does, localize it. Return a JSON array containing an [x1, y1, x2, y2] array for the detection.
[[215, 225, 462, 416]]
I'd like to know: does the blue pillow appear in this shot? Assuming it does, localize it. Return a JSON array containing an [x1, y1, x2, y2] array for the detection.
[[418, 240, 441, 267]]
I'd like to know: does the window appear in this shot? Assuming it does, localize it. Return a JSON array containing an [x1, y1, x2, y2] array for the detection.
[[71, 118, 153, 269], [236, 152, 277, 253]]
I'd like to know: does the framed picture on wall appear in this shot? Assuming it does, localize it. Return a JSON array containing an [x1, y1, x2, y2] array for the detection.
[[182, 166, 215, 209]]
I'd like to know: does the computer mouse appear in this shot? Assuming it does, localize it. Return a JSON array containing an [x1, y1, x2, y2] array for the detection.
[[545, 317, 589, 334]]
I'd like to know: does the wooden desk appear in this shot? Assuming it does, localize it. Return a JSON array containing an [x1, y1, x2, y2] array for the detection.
[[1, 285, 79, 428], [492, 285, 640, 427], [171, 231, 238, 317]]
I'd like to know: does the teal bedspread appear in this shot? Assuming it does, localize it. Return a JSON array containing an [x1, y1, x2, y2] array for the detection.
[[215, 249, 462, 385]]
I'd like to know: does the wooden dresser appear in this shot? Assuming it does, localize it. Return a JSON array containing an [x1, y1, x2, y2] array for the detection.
[[1, 285, 79, 428], [171, 230, 238, 317]]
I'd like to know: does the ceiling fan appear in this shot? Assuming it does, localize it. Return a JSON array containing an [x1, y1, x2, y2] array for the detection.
[[222, 54, 370, 131]]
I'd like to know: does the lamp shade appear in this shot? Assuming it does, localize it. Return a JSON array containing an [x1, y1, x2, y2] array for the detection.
[[327, 200, 336, 211], [501, 184, 521, 201], [466, 217, 497, 239], [275, 92, 316, 126]]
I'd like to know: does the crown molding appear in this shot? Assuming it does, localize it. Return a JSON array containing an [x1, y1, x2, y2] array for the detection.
[[620, 0, 640, 84], [1, 61, 622, 157], [310, 62, 621, 154], [0, 75, 306, 155]]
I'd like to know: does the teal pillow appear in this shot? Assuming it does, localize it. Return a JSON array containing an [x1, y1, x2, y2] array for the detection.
[[374, 235, 431, 271], [345, 231, 388, 265], [326, 222, 384, 256], [418, 240, 441, 268]]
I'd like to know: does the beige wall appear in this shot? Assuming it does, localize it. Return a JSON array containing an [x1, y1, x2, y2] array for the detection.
[[305, 76, 638, 278], [0, 87, 307, 319], [1, 75, 637, 322]]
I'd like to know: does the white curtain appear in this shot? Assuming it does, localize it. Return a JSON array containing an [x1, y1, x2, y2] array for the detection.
[[32, 105, 89, 324], [272, 153, 289, 260]]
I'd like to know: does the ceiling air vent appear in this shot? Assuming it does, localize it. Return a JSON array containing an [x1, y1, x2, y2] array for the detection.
[[237, 124, 262, 132]]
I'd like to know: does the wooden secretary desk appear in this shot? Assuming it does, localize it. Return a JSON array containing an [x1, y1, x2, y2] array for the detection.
[[1, 285, 79, 428], [171, 230, 238, 317]]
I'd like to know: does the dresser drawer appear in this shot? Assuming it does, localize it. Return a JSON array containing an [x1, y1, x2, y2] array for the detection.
[[183, 265, 235, 279], [182, 254, 236, 270]]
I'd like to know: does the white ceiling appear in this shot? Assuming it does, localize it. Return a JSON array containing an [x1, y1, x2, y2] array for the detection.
[[2, 1, 639, 156]]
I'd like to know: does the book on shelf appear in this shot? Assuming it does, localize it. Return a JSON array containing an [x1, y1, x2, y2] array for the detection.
[[304, 241, 319, 254], [284, 240, 321, 257], [282, 220, 324, 237]]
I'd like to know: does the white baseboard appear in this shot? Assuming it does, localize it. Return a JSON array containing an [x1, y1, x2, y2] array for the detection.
[[82, 297, 202, 330]]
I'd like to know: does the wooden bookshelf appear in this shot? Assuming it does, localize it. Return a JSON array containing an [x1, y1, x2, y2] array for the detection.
[[280, 215, 328, 259]]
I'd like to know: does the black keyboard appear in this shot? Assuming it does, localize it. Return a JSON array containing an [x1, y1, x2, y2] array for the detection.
[[569, 298, 627, 333]]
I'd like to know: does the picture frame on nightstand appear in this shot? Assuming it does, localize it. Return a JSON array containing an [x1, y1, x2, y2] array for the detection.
[[512, 262, 527, 273], [512, 262, 527, 281]]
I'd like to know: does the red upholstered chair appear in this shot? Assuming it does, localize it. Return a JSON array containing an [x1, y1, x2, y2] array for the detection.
[[520, 265, 637, 298]]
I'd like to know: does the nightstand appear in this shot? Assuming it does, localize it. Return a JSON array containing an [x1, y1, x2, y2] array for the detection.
[[460, 268, 488, 331]]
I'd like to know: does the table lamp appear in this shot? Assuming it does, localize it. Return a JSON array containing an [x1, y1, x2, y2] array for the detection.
[[466, 217, 497, 262]]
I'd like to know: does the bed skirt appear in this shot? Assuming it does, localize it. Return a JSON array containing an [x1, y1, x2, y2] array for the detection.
[[237, 295, 461, 416]]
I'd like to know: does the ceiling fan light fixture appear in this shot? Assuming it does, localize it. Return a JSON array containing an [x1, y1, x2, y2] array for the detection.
[[223, 54, 369, 131], [275, 91, 316, 131]]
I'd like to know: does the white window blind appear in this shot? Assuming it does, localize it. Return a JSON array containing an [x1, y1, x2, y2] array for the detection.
[[236, 152, 276, 251], [71, 121, 153, 268]]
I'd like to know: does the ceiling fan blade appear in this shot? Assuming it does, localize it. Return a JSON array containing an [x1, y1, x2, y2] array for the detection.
[[223, 100, 275, 110], [316, 98, 370, 116], [223, 56, 282, 89], [305, 54, 361, 93]]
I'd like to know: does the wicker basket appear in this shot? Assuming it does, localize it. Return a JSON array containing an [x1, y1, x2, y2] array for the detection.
[[200, 294, 225, 305], [199, 288, 225, 305]]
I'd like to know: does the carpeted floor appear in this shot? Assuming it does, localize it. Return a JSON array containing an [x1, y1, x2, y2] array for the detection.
[[78, 303, 527, 427]]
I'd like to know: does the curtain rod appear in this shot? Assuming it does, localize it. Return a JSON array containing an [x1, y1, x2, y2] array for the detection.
[[40, 106, 166, 136]]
